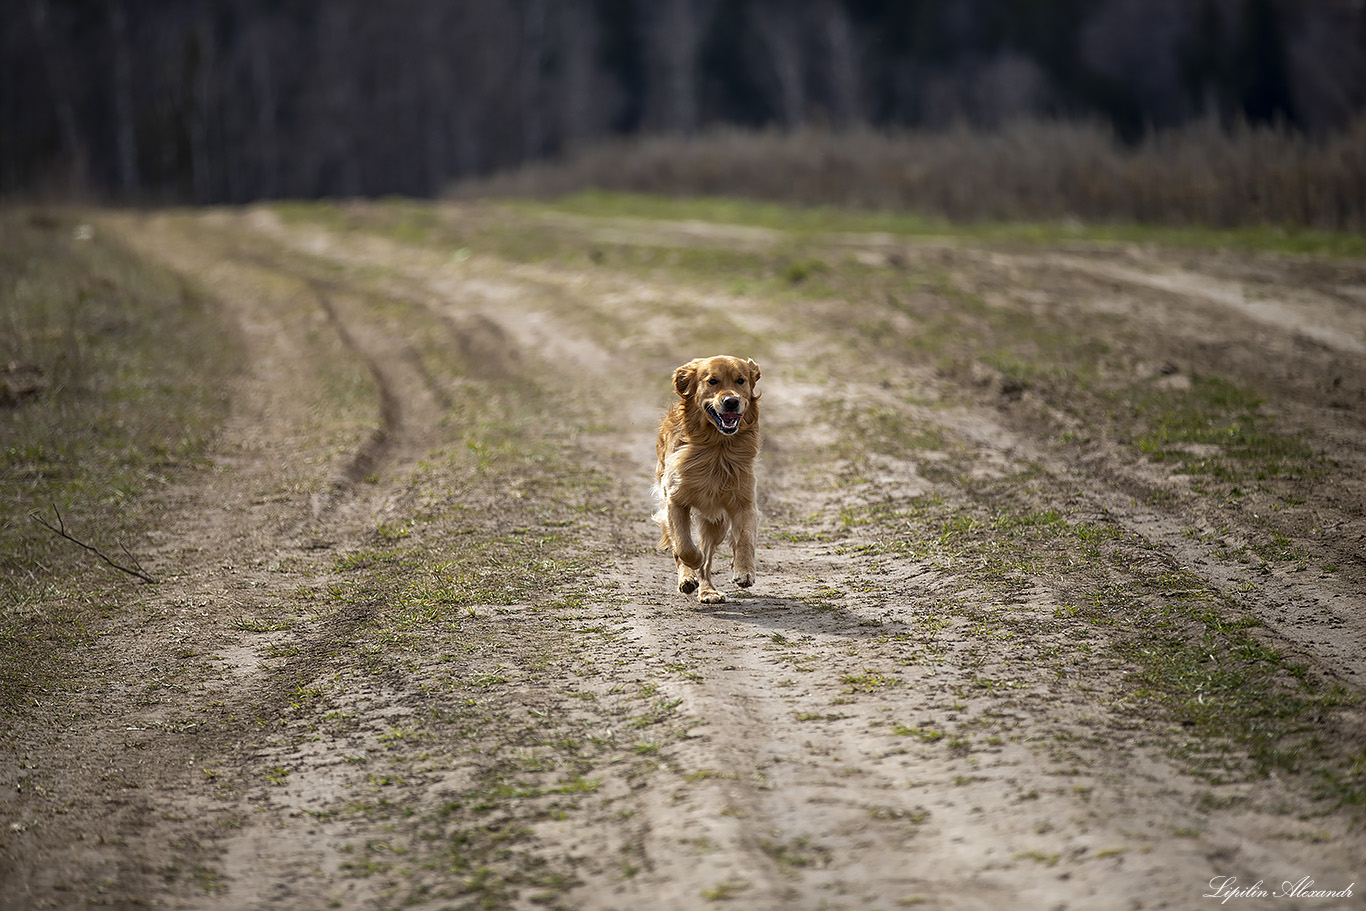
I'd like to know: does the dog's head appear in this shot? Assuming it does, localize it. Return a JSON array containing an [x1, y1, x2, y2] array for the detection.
[[672, 355, 761, 437]]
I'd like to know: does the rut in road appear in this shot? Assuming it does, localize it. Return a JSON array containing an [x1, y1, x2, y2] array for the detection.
[[214, 207, 1366, 909]]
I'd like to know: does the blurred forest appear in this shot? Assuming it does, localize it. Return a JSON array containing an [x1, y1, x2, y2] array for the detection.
[[3, 0, 1365, 205]]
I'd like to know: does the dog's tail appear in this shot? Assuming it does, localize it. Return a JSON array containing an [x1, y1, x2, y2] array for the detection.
[[650, 482, 671, 552]]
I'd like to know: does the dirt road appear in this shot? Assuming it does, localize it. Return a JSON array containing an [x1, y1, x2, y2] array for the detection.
[[3, 202, 1364, 910]]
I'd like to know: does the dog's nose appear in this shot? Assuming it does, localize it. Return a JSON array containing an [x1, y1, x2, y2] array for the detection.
[[721, 396, 742, 413]]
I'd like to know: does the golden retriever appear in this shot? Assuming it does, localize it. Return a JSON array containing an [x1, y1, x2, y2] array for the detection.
[[653, 355, 761, 603]]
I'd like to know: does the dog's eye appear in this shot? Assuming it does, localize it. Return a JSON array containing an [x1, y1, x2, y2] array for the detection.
[[707, 377, 719, 385], [736, 377, 746, 385]]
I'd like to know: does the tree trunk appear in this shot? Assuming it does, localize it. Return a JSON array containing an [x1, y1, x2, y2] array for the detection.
[[247, 16, 278, 199], [521, 0, 549, 161], [26, 0, 88, 195], [107, 0, 139, 198], [558, 0, 598, 152], [188, 11, 215, 203], [820, 0, 860, 126], [753, 1, 806, 128]]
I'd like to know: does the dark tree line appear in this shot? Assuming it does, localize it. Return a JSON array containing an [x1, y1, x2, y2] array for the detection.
[[3, 0, 1363, 204]]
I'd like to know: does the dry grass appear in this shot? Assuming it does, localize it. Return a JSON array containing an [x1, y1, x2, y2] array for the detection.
[[0, 210, 239, 600], [456, 118, 1366, 231]]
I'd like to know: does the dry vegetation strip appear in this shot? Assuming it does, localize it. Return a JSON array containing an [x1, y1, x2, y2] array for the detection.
[[460, 119, 1366, 235], [0, 209, 240, 708]]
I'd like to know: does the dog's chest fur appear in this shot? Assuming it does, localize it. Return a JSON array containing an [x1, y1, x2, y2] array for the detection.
[[657, 410, 759, 520]]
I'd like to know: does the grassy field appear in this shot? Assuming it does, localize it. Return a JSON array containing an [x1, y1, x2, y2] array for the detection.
[[527, 189, 1366, 258], [0, 209, 240, 708], [3, 193, 1364, 907], [274, 193, 1364, 791]]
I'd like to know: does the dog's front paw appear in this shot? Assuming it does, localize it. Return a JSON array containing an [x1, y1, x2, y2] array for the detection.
[[732, 571, 755, 588], [676, 559, 700, 594], [698, 587, 726, 604]]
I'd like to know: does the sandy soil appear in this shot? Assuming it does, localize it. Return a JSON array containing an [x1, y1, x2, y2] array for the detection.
[[2, 204, 1364, 910]]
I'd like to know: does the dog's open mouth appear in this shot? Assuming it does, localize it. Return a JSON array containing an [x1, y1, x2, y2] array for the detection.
[[706, 404, 743, 435]]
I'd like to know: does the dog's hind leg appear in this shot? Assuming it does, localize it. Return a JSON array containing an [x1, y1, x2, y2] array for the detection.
[[696, 516, 728, 604]]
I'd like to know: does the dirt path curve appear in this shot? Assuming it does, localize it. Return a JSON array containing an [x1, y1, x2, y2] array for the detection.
[[3, 204, 1363, 910]]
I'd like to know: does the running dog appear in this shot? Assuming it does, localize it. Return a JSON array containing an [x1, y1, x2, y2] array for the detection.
[[653, 355, 761, 603]]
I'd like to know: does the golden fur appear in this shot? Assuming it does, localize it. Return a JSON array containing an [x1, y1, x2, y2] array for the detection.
[[653, 355, 762, 603]]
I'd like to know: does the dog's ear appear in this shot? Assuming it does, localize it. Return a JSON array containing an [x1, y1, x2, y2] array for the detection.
[[744, 359, 761, 425], [673, 360, 699, 398]]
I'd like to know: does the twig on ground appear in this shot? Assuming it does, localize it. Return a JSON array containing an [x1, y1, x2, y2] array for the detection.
[[30, 504, 157, 584]]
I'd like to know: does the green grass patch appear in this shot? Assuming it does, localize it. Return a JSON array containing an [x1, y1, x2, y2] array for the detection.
[[849, 485, 1363, 807], [527, 191, 1366, 259], [1129, 374, 1320, 483], [891, 724, 945, 743]]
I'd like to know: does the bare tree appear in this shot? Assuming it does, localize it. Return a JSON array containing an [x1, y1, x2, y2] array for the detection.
[[521, 0, 550, 160], [106, 0, 139, 198], [309, 3, 361, 196], [648, 0, 711, 134], [25, 0, 88, 194], [2, 0, 1362, 204], [241, 5, 279, 199], [819, 0, 861, 126], [418, 3, 451, 193], [752, 0, 806, 128], [186, 6, 217, 203], [1080, 0, 1193, 127], [1288, 2, 1366, 130], [558, 0, 600, 152], [447, 0, 522, 178]]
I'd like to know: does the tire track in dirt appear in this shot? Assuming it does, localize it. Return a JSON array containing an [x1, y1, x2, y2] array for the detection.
[[225, 216, 990, 905], [0, 215, 478, 910], [941, 246, 1366, 687], [17, 207, 1348, 910], [232, 253, 451, 508], [307, 280, 405, 492], [1044, 253, 1366, 356], [226, 207, 1366, 908], [162, 224, 725, 911], [510, 209, 1366, 688], [936, 403, 1366, 686], [0, 218, 379, 909], [607, 222, 1366, 690], [154, 241, 476, 909], [578, 393, 1327, 909]]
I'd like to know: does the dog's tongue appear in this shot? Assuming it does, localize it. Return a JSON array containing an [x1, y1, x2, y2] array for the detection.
[[721, 413, 740, 425]]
